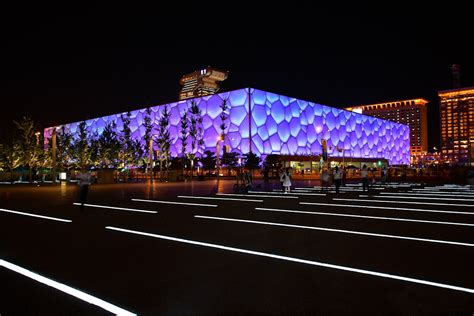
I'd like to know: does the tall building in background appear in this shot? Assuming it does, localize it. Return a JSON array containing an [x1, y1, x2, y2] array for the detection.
[[438, 87, 474, 164], [179, 67, 228, 100], [345, 98, 429, 156]]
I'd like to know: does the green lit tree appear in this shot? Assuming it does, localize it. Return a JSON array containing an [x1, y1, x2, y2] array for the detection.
[[98, 122, 120, 168], [13, 116, 43, 182], [74, 121, 91, 168], [119, 112, 135, 181], [0, 140, 22, 183], [56, 127, 75, 173]]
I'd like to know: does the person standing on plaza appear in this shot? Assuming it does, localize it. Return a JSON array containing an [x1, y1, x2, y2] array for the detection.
[[342, 166, 347, 186], [279, 168, 286, 191], [77, 167, 92, 211], [320, 168, 330, 192], [381, 166, 387, 185], [333, 166, 342, 194], [282, 167, 292, 193], [361, 164, 369, 192]]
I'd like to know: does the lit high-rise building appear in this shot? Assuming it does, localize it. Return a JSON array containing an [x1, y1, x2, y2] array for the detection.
[[345, 98, 429, 156], [179, 67, 228, 100], [438, 87, 474, 164]]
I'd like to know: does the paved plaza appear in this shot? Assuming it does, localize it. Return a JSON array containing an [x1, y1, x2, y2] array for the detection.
[[1, 179, 474, 315]]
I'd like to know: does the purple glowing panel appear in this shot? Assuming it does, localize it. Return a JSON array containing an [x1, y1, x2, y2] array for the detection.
[[44, 87, 410, 164], [247, 88, 409, 164]]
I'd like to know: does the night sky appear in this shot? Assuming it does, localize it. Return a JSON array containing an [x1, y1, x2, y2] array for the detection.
[[1, 4, 473, 151]]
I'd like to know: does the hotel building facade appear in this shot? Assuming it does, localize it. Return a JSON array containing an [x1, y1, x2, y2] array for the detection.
[[438, 87, 474, 163]]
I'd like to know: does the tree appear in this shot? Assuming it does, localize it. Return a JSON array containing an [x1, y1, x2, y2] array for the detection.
[[74, 121, 91, 168], [189, 100, 204, 177], [222, 151, 239, 176], [179, 109, 189, 176], [219, 98, 228, 138], [0, 140, 22, 183], [98, 122, 120, 168], [13, 116, 42, 182], [119, 112, 135, 181], [243, 152, 261, 170], [56, 127, 75, 173], [155, 105, 172, 181], [143, 107, 153, 178], [264, 154, 282, 177], [200, 150, 216, 176], [89, 131, 100, 168]]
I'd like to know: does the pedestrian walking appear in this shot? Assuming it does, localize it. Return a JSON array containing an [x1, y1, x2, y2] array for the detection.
[[77, 167, 92, 211], [333, 166, 342, 194], [361, 164, 369, 192]]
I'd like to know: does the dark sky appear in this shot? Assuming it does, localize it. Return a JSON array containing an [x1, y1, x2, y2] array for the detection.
[[1, 4, 473, 150]]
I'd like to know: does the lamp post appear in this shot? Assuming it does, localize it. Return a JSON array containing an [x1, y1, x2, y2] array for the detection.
[[216, 134, 224, 183], [35, 131, 40, 145]]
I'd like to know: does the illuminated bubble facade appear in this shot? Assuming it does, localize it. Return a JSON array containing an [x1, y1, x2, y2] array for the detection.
[[45, 88, 410, 164]]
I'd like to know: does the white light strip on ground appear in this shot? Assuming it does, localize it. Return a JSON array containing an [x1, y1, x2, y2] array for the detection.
[[380, 192, 474, 201], [413, 189, 474, 194], [336, 198, 474, 210], [0, 259, 136, 316], [249, 191, 326, 196], [378, 194, 474, 202], [255, 207, 474, 227], [177, 196, 263, 203], [403, 192, 474, 198], [299, 202, 474, 216], [131, 198, 218, 208], [0, 208, 71, 223], [72, 203, 157, 214], [105, 226, 474, 294], [194, 215, 474, 247], [217, 193, 298, 199]]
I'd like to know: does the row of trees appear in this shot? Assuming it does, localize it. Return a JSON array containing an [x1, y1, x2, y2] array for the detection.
[[0, 100, 262, 182]]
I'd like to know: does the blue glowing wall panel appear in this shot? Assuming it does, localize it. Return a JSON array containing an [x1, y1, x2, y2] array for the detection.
[[249, 88, 410, 164], [45, 88, 410, 164]]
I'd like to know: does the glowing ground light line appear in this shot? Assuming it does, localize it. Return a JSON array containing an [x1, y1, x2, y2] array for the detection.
[[249, 191, 326, 196], [378, 194, 474, 202], [217, 193, 298, 199], [131, 199, 217, 207], [177, 196, 263, 203], [389, 192, 474, 198], [336, 198, 474, 210], [105, 226, 474, 295], [0, 208, 71, 223], [194, 215, 474, 247], [0, 259, 136, 316], [299, 202, 474, 216], [255, 207, 474, 227], [72, 203, 157, 214]]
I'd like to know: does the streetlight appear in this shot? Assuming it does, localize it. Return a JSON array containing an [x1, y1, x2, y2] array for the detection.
[[216, 134, 224, 176], [35, 131, 40, 145]]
